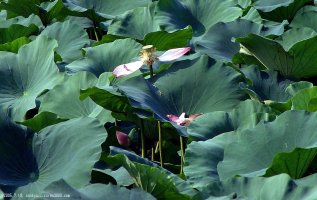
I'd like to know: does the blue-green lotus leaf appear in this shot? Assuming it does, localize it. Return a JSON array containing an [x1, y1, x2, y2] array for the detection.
[[62, 0, 151, 19], [188, 100, 273, 141], [66, 38, 142, 76], [0, 35, 63, 121], [41, 20, 90, 63], [40, 72, 114, 123], [200, 174, 317, 200], [14, 117, 107, 197], [0, 0, 40, 18], [237, 31, 317, 79], [0, 116, 106, 198], [195, 19, 286, 62], [41, 180, 155, 200], [184, 132, 236, 189], [108, 4, 160, 40], [117, 56, 246, 136], [253, 0, 311, 22], [290, 6, 317, 32], [241, 65, 294, 102], [218, 110, 317, 180], [155, 0, 242, 36]]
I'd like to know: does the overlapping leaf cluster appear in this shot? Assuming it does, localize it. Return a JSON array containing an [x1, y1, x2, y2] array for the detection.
[[1, 0, 317, 199]]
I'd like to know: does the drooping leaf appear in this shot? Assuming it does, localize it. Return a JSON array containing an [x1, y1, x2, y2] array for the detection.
[[41, 19, 90, 63], [155, 0, 242, 36], [66, 39, 142, 76], [0, 35, 63, 121], [290, 86, 317, 111], [108, 154, 191, 200]]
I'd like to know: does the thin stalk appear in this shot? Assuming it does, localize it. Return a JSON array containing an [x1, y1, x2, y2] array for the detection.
[[93, 26, 99, 41], [158, 121, 163, 167], [151, 147, 155, 161], [180, 136, 185, 175], [140, 119, 146, 158], [155, 142, 159, 154], [149, 64, 154, 78]]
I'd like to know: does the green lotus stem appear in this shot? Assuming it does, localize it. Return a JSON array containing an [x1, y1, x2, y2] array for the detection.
[[93, 26, 99, 41], [140, 119, 146, 158], [149, 64, 154, 78], [180, 136, 185, 175], [151, 147, 154, 161], [158, 121, 163, 167], [155, 141, 159, 153]]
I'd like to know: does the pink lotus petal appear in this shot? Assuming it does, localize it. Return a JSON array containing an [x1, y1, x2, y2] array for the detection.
[[158, 47, 191, 62], [112, 61, 143, 78], [189, 113, 203, 120], [167, 112, 186, 125], [116, 131, 131, 148]]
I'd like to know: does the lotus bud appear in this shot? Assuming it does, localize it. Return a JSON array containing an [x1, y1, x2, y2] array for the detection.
[[116, 131, 131, 148]]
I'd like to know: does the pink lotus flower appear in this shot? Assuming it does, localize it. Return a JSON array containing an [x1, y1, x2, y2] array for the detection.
[[113, 45, 191, 78], [116, 131, 131, 148], [167, 112, 202, 127]]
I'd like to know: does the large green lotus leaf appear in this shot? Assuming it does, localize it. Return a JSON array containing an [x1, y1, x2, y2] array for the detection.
[[188, 100, 273, 141], [62, 0, 151, 19], [13, 117, 107, 196], [108, 154, 191, 200], [286, 81, 314, 96], [117, 56, 246, 136], [200, 174, 317, 200], [218, 110, 317, 181], [0, 37, 31, 53], [237, 32, 317, 79], [0, 35, 63, 121], [41, 20, 90, 63], [66, 39, 142, 76], [0, 14, 43, 29], [0, 24, 38, 44], [41, 180, 155, 200], [184, 132, 236, 190], [107, 4, 160, 40], [290, 86, 317, 111], [40, 72, 113, 123], [155, 0, 242, 36], [241, 66, 294, 102], [195, 19, 286, 62], [253, 0, 311, 22]]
